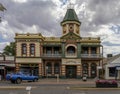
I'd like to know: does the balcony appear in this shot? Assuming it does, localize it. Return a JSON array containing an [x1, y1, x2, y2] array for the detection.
[[81, 54, 103, 58], [65, 53, 77, 58], [42, 54, 62, 58]]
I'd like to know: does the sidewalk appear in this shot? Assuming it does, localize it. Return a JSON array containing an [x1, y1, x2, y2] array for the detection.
[[33, 78, 95, 85]]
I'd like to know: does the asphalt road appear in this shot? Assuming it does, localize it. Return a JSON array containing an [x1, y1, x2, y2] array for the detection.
[[0, 86, 120, 94], [0, 80, 120, 94]]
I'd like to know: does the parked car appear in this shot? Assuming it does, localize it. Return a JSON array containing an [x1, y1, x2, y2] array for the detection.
[[96, 79, 118, 88], [6, 72, 38, 84]]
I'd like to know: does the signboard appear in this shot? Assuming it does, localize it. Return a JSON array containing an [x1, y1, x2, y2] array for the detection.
[[0, 66, 4, 69], [116, 67, 120, 70], [97, 66, 102, 69]]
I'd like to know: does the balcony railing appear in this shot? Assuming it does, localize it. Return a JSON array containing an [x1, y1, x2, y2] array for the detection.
[[81, 54, 102, 58], [42, 54, 62, 57], [65, 53, 77, 58]]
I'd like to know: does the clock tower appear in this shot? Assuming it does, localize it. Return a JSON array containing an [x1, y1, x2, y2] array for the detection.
[[61, 6, 81, 36]]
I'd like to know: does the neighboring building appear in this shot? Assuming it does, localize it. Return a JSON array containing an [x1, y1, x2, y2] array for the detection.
[[15, 7, 103, 78], [0, 55, 15, 79], [105, 54, 120, 80]]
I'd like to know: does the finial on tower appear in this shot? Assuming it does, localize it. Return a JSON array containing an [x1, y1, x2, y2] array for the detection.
[[67, 0, 74, 9]]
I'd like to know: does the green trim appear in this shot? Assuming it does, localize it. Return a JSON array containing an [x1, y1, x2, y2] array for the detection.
[[61, 32, 80, 39], [77, 43, 81, 58], [62, 43, 65, 57]]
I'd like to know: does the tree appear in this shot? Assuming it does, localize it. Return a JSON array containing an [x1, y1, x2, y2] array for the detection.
[[3, 42, 16, 56], [0, 3, 6, 22]]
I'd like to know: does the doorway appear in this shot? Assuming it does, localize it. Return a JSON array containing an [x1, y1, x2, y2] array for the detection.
[[66, 65, 76, 78]]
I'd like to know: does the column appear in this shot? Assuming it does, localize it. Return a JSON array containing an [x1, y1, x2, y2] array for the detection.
[[40, 43, 42, 56], [96, 47, 99, 58], [77, 65, 81, 78], [27, 43, 29, 56], [52, 62, 54, 75], [38, 63, 42, 77], [61, 65, 66, 78], [15, 63, 19, 72], [88, 63, 91, 78]]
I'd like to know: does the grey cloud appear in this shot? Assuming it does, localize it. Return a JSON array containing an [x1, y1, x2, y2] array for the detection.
[[102, 41, 120, 46], [87, 0, 120, 25], [1, 0, 60, 35], [74, 0, 120, 34]]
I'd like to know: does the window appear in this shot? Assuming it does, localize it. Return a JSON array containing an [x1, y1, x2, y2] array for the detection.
[[91, 47, 96, 54], [46, 47, 52, 54], [30, 44, 35, 55], [82, 63, 88, 76], [22, 44, 27, 55], [91, 63, 97, 78], [67, 46, 75, 54], [54, 47, 59, 54], [46, 63, 52, 74], [82, 47, 88, 54], [109, 67, 116, 77], [54, 63, 60, 74]]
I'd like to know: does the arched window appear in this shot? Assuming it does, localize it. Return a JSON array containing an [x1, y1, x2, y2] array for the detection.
[[67, 46, 75, 54], [21, 43, 27, 55], [30, 44, 35, 55], [82, 63, 88, 76], [91, 63, 97, 78], [46, 62, 52, 74], [54, 63, 60, 74]]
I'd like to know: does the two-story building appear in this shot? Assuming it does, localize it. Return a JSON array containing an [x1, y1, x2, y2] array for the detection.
[[15, 7, 103, 78]]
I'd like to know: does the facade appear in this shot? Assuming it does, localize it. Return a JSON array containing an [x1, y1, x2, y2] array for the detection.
[[105, 54, 120, 80], [0, 55, 15, 79], [15, 8, 103, 78]]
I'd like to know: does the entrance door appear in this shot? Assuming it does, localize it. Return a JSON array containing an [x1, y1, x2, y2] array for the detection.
[[66, 66, 76, 78], [0, 69, 4, 80]]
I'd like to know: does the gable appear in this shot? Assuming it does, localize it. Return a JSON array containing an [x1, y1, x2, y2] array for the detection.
[[61, 32, 80, 40]]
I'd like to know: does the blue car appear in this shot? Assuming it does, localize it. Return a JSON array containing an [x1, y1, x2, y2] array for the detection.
[[6, 72, 38, 84]]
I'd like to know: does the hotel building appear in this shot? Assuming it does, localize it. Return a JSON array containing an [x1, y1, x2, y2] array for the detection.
[[15, 7, 103, 78]]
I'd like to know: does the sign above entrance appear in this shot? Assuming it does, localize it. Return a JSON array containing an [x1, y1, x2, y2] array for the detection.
[[0, 66, 4, 69], [116, 67, 120, 70]]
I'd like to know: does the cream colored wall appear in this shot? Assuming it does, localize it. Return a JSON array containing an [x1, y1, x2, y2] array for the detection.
[[16, 42, 22, 56], [35, 42, 40, 56], [16, 58, 41, 63], [16, 42, 40, 57], [97, 47, 100, 54]]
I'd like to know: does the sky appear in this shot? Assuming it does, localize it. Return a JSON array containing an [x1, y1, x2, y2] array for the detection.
[[0, 0, 120, 57]]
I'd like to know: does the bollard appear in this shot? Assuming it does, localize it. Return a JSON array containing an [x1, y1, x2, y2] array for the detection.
[[56, 74, 59, 83], [26, 86, 31, 94]]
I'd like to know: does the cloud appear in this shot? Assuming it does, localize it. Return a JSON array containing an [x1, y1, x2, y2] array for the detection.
[[0, 42, 9, 53], [0, 0, 120, 56]]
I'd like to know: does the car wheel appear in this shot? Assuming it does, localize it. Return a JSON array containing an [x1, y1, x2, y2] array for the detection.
[[33, 78, 38, 82], [16, 78, 22, 84]]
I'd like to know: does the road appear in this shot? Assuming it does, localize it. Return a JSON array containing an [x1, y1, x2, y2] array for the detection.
[[0, 86, 120, 94], [0, 79, 120, 94]]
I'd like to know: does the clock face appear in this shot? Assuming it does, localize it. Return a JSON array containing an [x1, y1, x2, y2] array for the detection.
[[69, 24, 74, 32]]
